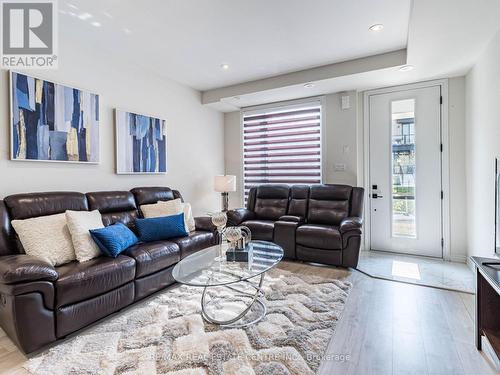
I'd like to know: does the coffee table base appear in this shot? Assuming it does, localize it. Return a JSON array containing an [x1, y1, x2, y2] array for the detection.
[[200, 273, 266, 328]]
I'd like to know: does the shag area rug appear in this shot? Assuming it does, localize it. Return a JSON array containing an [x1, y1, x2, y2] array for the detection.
[[25, 268, 351, 375]]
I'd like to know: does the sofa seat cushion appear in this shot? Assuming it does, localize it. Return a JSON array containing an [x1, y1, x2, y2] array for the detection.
[[296, 224, 341, 250], [170, 231, 215, 259], [55, 255, 135, 307], [242, 220, 275, 241], [124, 241, 180, 278]]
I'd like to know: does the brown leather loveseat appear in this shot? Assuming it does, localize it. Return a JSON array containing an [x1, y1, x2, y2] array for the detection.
[[227, 184, 364, 268], [0, 187, 216, 354]]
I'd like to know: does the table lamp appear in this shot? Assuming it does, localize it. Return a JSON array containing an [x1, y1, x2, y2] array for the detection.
[[214, 175, 236, 211]]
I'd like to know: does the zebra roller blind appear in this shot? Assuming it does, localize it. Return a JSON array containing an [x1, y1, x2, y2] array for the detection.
[[242, 100, 322, 201]]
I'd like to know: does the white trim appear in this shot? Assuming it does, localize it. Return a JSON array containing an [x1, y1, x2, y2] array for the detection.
[[362, 79, 451, 260]]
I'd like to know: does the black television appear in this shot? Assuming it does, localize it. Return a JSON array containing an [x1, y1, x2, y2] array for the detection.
[[496, 158, 500, 256]]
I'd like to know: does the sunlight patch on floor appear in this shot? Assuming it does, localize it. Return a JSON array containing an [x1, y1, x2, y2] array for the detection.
[[391, 260, 421, 280]]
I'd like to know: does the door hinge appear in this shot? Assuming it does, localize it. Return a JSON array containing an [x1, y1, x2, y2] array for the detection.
[[441, 238, 444, 248], [440, 95, 443, 105], [440, 143, 443, 152], [441, 191, 444, 199]]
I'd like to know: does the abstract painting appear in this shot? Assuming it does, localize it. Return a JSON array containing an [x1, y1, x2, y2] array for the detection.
[[115, 109, 167, 174], [10, 72, 99, 163]]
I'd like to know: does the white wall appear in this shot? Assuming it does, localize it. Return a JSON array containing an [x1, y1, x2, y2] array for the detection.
[[465, 28, 500, 258], [223, 92, 358, 208], [0, 31, 224, 216], [448, 77, 467, 261]]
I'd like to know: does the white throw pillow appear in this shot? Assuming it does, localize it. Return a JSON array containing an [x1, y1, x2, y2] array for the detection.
[[66, 210, 105, 262], [11, 213, 76, 266], [141, 198, 195, 232], [182, 202, 196, 232], [141, 198, 183, 218]]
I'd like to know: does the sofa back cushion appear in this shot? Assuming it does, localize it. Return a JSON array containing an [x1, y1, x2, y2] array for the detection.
[[4, 192, 88, 220], [307, 185, 352, 226], [131, 186, 183, 206], [253, 185, 290, 220], [4, 192, 88, 254], [287, 185, 310, 218], [86, 191, 138, 228]]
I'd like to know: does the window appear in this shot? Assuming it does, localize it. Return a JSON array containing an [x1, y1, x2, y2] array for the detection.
[[391, 99, 416, 238], [242, 100, 322, 201]]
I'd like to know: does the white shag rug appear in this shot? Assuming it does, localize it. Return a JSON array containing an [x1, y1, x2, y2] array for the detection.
[[24, 267, 352, 375]]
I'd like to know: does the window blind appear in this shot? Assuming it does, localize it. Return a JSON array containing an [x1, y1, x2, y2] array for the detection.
[[242, 101, 322, 201]]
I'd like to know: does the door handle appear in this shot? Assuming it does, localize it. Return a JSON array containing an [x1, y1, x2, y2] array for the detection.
[[372, 193, 384, 199]]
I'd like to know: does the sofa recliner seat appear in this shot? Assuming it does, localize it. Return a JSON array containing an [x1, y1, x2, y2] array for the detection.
[[55, 255, 136, 307], [295, 224, 342, 250], [0, 186, 217, 354]]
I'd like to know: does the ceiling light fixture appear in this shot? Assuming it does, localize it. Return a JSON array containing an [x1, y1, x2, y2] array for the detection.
[[399, 65, 414, 72], [369, 24, 384, 32], [123, 28, 132, 35], [221, 64, 230, 70], [91, 21, 101, 27], [304, 82, 315, 88], [78, 12, 92, 20]]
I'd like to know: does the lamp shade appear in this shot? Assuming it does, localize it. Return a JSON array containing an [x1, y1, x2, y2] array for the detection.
[[214, 175, 236, 192]]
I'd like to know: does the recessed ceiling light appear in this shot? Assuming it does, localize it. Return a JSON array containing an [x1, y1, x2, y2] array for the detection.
[[78, 12, 92, 20], [399, 65, 414, 72], [123, 28, 132, 35], [91, 21, 101, 27], [68, 11, 76, 17], [369, 24, 384, 32], [304, 82, 315, 88], [221, 63, 230, 70]]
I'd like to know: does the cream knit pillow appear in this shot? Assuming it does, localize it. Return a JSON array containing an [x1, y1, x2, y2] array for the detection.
[[66, 210, 105, 262], [141, 198, 195, 232], [11, 213, 76, 266]]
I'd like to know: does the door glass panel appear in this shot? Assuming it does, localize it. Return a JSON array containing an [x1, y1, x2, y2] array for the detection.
[[391, 99, 416, 237]]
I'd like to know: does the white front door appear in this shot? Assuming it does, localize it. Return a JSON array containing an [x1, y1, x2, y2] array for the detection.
[[369, 85, 443, 257]]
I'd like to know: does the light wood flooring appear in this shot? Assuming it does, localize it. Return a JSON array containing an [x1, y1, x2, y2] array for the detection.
[[0, 261, 497, 375]]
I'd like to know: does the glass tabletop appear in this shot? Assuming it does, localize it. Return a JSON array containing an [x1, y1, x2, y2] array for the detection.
[[172, 240, 284, 287]]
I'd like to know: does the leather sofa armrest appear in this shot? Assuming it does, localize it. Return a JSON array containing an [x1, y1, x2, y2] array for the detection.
[[194, 216, 217, 232], [227, 208, 255, 226], [339, 217, 363, 234], [278, 215, 304, 223], [0, 255, 58, 285]]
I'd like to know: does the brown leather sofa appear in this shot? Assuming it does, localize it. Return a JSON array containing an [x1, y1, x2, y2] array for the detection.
[[0, 187, 216, 354], [227, 184, 364, 268]]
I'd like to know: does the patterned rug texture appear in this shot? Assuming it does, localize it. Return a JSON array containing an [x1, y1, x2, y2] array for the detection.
[[25, 267, 351, 375]]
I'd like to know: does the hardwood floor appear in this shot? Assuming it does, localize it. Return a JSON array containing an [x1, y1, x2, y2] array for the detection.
[[0, 261, 496, 375]]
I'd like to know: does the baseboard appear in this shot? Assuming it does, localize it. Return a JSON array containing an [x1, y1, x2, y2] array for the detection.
[[450, 254, 467, 263]]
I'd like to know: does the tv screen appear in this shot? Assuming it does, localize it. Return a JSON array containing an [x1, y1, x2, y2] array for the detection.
[[496, 158, 500, 256]]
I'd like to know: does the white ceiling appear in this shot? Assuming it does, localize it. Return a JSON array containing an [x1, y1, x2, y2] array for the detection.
[[59, 0, 410, 90], [60, 0, 500, 111]]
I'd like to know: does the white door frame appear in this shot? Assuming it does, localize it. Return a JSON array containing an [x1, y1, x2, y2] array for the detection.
[[362, 79, 450, 260]]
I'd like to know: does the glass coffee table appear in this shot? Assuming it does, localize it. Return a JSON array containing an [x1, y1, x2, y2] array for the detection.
[[172, 240, 283, 328]]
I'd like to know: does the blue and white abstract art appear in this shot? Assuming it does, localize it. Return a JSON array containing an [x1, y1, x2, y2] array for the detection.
[[115, 109, 167, 174], [10, 72, 99, 163]]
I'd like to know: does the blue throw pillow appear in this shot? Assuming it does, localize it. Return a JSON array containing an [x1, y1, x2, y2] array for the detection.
[[135, 213, 188, 242], [89, 223, 138, 258]]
